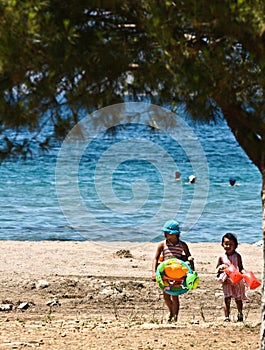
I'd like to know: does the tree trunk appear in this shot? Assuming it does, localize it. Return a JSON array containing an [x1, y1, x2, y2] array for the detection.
[[261, 174, 265, 349]]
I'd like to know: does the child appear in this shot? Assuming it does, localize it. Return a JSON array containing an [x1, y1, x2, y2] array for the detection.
[[152, 220, 194, 322], [216, 232, 247, 322]]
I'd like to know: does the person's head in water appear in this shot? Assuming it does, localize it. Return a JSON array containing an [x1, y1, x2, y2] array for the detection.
[[229, 178, 236, 186], [175, 171, 181, 181]]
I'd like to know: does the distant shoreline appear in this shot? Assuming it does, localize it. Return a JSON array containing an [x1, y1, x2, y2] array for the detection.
[[0, 238, 262, 244]]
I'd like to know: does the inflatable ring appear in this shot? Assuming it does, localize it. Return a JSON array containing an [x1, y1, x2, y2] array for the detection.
[[156, 258, 199, 295]]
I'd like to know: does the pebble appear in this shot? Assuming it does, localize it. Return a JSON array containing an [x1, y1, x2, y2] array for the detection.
[[36, 279, 50, 289], [0, 304, 13, 311], [17, 302, 30, 310]]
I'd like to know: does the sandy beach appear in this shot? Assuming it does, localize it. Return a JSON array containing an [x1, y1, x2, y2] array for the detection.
[[0, 241, 262, 349]]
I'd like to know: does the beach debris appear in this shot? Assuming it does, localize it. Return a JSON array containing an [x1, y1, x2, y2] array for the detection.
[[99, 288, 113, 297], [115, 249, 133, 259], [96, 281, 128, 302], [0, 304, 13, 311], [127, 281, 145, 289], [46, 298, 61, 307], [0, 302, 31, 311], [254, 240, 263, 247], [28, 282, 37, 290], [0, 340, 44, 347], [17, 302, 30, 310], [36, 279, 50, 289], [99, 287, 127, 302]]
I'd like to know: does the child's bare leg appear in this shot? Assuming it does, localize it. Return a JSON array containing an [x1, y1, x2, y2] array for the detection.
[[235, 299, 243, 313], [224, 296, 231, 319], [163, 292, 173, 318], [163, 293, 179, 321], [235, 299, 243, 321], [172, 295, 179, 320]]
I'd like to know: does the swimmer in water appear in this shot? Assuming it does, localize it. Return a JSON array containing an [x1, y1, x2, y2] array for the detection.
[[229, 178, 236, 186], [189, 175, 196, 184], [175, 171, 181, 181], [229, 178, 240, 186]]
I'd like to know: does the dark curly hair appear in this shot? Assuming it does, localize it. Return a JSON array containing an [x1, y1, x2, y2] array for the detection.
[[222, 232, 238, 249]]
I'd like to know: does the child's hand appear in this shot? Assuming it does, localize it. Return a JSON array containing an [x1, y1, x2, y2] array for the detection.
[[216, 264, 227, 273]]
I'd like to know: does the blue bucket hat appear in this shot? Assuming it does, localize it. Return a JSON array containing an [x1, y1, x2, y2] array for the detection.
[[162, 220, 181, 235]]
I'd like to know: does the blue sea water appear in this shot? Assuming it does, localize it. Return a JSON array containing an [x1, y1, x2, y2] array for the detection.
[[0, 106, 262, 244]]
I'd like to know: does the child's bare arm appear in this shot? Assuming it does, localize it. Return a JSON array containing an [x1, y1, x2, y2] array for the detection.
[[182, 242, 195, 270], [215, 257, 227, 274], [152, 242, 163, 281], [237, 254, 245, 273]]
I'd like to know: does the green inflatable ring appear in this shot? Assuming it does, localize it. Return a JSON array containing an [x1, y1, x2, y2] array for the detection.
[[156, 258, 199, 296]]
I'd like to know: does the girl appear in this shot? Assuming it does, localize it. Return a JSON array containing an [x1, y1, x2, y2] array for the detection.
[[152, 220, 194, 322], [216, 232, 247, 322]]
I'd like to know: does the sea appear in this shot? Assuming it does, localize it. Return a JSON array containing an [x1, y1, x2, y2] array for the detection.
[[0, 103, 262, 245]]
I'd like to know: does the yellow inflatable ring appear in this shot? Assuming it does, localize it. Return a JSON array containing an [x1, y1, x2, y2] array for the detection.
[[156, 258, 199, 295]]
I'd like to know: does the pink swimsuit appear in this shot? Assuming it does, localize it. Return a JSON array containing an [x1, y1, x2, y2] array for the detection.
[[219, 252, 247, 300]]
